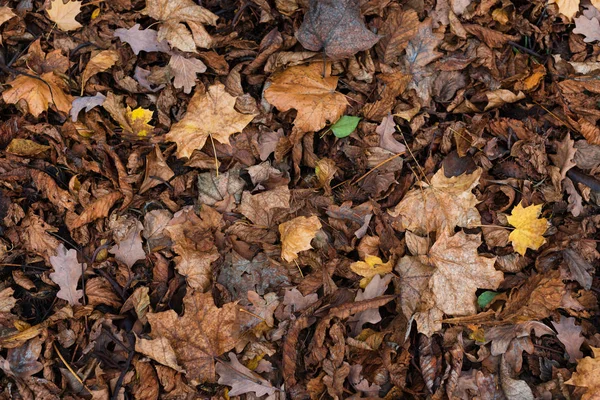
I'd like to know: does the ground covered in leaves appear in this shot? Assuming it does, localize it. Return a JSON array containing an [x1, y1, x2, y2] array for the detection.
[[1, 0, 600, 398]]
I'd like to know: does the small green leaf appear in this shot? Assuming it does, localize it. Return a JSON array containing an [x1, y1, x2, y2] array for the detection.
[[331, 116, 361, 138], [477, 291, 499, 309]]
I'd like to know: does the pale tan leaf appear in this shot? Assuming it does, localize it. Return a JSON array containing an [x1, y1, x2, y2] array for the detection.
[[49, 243, 84, 306], [3, 73, 73, 117], [46, 0, 82, 31], [549, 0, 581, 20], [139, 146, 175, 194], [135, 336, 185, 372], [279, 215, 322, 262], [168, 54, 207, 94], [81, 50, 119, 92], [109, 218, 146, 268]]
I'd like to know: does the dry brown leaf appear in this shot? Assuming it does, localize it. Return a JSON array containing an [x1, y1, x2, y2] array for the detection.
[[81, 50, 119, 94], [49, 243, 84, 306], [19, 210, 60, 263], [166, 83, 256, 159], [296, 0, 379, 59], [389, 166, 482, 234], [85, 277, 122, 307], [135, 336, 184, 373], [484, 89, 525, 111], [550, 134, 577, 180], [68, 191, 122, 230], [30, 170, 76, 211], [216, 352, 277, 396], [163, 207, 219, 291], [168, 54, 207, 94], [141, 0, 218, 52], [566, 347, 600, 399], [376, 114, 406, 154], [0, 287, 16, 313], [279, 215, 322, 262], [552, 316, 584, 362], [3, 73, 73, 117], [109, 218, 146, 268], [264, 62, 348, 138], [139, 146, 175, 194], [549, 0, 580, 20], [238, 185, 290, 228], [376, 7, 419, 65], [0, 7, 16, 28], [46, 0, 81, 31], [147, 291, 240, 384]]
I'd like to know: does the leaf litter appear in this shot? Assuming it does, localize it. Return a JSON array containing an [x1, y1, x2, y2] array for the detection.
[[0, 0, 599, 399]]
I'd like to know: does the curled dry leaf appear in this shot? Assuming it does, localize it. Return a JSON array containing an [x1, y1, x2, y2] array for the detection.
[[264, 62, 348, 138], [166, 83, 256, 158], [376, 7, 419, 65], [49, 244, 84, 306], [139, 146, 175, 194], [67, 191, 122, 230], [135, 336, 185, 373], [216, 352, 277, 396], [70, 93, 106, 122], [30, 170, 76, 211], [296, 0, 380, 59], [506, 202, 548, 256], [147, 291, 240, 384], [389, 166, 482, 234], [81, 50, 119, 94], [279, 215, 322, 262]]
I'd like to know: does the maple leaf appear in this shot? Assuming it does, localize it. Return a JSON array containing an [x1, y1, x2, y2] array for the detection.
[[549, 0, 580, 20], [216, 352, 277, 396], [163, 207, 219, 291], [388, 166, 482, 235], [566, 347, 600, 399], [46, 0, 82, 31], [81, 50, 119, 95], [141, 0, 218, 52], [574, 15, 600, 42], [168, 54, 207, 94], [350, 255, 393, 288], [165, 83, 256, 159], [279, 215, 322, 262], [114, 24, 170, 55], [3, 73, 73, 117], [49, 244, 84, 306], [126, 107, 154, 137], [147, 291, 240, 384], [552, 316, 584, 362], [264, 62, 348, 138], [507, 202, 548, 256], [296, 0, 380, 59], [238, 186, 290, 228], [109, 218, 146, 268]]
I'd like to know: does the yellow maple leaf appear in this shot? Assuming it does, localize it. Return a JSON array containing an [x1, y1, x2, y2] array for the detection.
[[279, 216, 322, 262], [46, 0, 82, 31], [264, 62, 348, 140], [165, 83, 256, 159], [350, 255, 393, 288], [549, 0, 580, 21], [507, 202, 548, 256], [3, 72, 73, 117], [126, 107, 154, 137]]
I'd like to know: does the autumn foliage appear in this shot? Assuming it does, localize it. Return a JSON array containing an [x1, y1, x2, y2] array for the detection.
[[0, 0, 600, 399]]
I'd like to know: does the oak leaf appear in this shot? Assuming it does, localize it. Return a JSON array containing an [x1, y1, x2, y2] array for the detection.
[[552, 316, 584, 362], [81, 50, 119, 94], [388, 166, 482, 234], [216, 352, 276, 396], [296, 0, 379, 59], [350, 255, 393, 288], [109, 218, 146, 268], [166, 83, 256, 158], [550, 134, 577, 180], [264, 62, 348, 138], [574, 14, 600, 42], [141, 0, 218, 52], [279, 215, 322, 262], [147, 291, 240, 384], [566, 347, 600, 399], [549, 0, 580, 20], [114, 24, 170, 55], [3, 73, 73, 117], [46, 0, 81, 31], [49, 244, 84, 306], [168, 54, 207, 94], [507, 202, 548, 256]]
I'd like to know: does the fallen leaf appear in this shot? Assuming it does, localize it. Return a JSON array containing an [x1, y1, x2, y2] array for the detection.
[[0, 337, 43, 379], [296, 0, 380, 59], [500, 355, 534, 400], [507, 202, 548, 256], [550, 134, 577, 180], [574, 15, 600, 42], [264, 62, 348, 138], [126, 106, 154, 137], [166, 83, 256, 158], [147, 291, 240, 384], [46, 0, 82, 31], [109, 218, 146, 268], [6, 139, 50, 157], [135, 336, 184, 373], [114, 24, 170, 55], [70, 93, 106, 122], [68, 191, 122, 230], [550, 0, 580, 20], [49, 244, 84, 306], [81, 50, 119, 94], [3, 73, 73, 117], [377, 114, 406, 154], [19, 210, 60, 263], [281, 288, 318, 319], [485, 321, 555, 356], [168, 54, 207, 94], [484, 89, 526, 111], [553, 316, 584, 362], [330, 115, 360, 138], [139, 146, 175, 194], [350, 274, 392, 334], [376, 7, 419, 65], [0, 7, 15, 28], [566, 347, 600, 399], [238, 186, 290, 227], [30, 169, 76, 211], [350, 255, 393, 288], [216, 352, 276, 396], [279, 215, 322, 262], [163, 207, 219, 291], [197, 170, 245, 209], [141, 0, 218, 52], [246, 291, 279, 328], [389, 166, 482, 234]]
